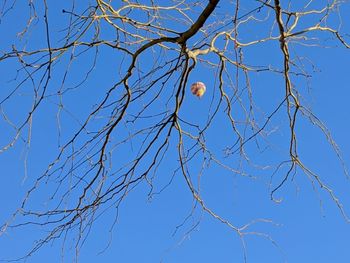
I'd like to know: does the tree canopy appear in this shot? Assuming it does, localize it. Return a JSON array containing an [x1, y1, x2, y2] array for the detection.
[[0, 0, 349, 261]]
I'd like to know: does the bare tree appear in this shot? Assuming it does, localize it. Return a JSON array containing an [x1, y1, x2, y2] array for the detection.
[[0, 0, 349, 261]]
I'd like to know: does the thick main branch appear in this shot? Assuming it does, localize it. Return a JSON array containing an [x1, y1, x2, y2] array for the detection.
[[177, 0, 219, 44]]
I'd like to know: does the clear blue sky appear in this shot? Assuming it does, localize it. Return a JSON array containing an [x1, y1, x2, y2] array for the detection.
[[1, 1, 350, 262]]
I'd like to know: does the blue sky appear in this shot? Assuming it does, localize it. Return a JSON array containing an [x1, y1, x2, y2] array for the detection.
[[1, 1, 350, 262]]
